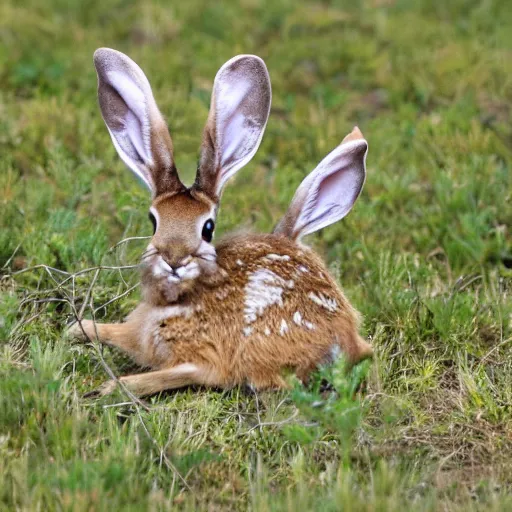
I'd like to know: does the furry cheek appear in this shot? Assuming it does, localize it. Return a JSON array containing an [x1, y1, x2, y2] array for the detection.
[[196, 240, 216, 262]]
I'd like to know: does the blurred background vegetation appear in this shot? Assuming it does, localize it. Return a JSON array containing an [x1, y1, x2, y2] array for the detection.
[[1, 0, 511, 509]]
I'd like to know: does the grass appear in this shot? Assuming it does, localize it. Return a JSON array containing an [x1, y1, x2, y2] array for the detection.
[[1, 0, 512, 509]]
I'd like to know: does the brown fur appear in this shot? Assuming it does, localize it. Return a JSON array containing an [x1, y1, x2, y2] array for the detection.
[[140, 189, 222, 306], [151, 190, 215, 265], [70, 233, 372, 396]]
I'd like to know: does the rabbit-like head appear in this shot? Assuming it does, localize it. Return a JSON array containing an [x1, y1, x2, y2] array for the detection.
[[94, 49, 271, 303]]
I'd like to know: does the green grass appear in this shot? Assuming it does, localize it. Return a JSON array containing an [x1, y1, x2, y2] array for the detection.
[[1, 0, 512, 509]]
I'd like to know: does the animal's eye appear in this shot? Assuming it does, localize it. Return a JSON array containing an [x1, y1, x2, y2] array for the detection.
[[148, 211, 157, 235], [202, 219, 215, 243]]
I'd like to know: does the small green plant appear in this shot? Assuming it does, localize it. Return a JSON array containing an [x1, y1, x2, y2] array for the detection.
[[285, 358, 371, 451]]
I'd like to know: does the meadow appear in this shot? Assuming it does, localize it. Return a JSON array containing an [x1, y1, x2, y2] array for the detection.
[[1, 0, 511, 509]]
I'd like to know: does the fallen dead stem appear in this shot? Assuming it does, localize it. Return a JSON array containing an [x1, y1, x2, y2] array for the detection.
[[6, 236, 190, 491]]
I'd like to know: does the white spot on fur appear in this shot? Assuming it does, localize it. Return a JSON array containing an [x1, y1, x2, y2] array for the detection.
[[236, 259, 244, 266], [330, 344, 341, 360], [244, 268, 289, 324], [279, 319, 289, 335], [264, 254, 291, 262], [245, 312, 257, 323], [264, 327, 271, 336], [243, 326, 253, 337], [291, 311, 315, 330], [216, 288, 230, 300], [151, 305, 194, 323], [180, 362, 200, 373], [298, 265, 309, 273], [308, 292, 338, 312]]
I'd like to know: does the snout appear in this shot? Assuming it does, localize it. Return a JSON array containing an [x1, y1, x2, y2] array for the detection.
[[150, 254, 198, 281], [157, 248, 191, 269], [144, 241, 218, 284]]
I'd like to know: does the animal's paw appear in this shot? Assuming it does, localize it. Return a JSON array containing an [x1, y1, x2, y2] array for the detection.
[[66, 319, 94, 342], [84, 380, 118, 398]]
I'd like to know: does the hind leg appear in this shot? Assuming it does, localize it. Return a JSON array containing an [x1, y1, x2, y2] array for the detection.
[[96, 363, 220, 397]]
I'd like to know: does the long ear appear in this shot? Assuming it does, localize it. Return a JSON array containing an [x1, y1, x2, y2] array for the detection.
[[193, 55, 271, 200], [94, 48, 184, 197], [273, 127, 367, 241]]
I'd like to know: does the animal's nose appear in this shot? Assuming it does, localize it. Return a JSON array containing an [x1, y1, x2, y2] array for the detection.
[[161, 253, 192, 271], [161, 255, 178, 273]]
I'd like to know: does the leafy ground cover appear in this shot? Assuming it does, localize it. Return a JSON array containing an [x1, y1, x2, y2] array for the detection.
[[1, 0, 511, 509]]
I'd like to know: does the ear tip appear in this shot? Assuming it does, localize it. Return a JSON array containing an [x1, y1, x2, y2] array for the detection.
[[239, 54, 268, 69], [351, 126, 364, 139], [93, 48, 119, 74], [93, 48, 136, 72], [342, 126, 366, 144], [94, 47, 114, 64], [217, 54, 270, 80], [227, 54, 267, 65]]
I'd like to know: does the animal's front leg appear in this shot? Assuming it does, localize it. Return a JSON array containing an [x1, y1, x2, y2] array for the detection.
[[67, 319, 141, 360]]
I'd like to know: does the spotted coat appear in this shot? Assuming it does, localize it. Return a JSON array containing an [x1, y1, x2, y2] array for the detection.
[[136, 233, 373, 388]]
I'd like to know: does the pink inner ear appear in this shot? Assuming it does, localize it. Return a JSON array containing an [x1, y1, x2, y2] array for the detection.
[[298, 147, 366, 237], [314, 167, 362, 221], [124, 109, 147, 163], [221, 110, 247, 167], [215, 74, 263, 189], [196, 55, 271, 197]]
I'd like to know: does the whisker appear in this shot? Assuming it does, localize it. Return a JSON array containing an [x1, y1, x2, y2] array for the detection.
[[195, 255, 216, 263], [140, 252, 158, 262]]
